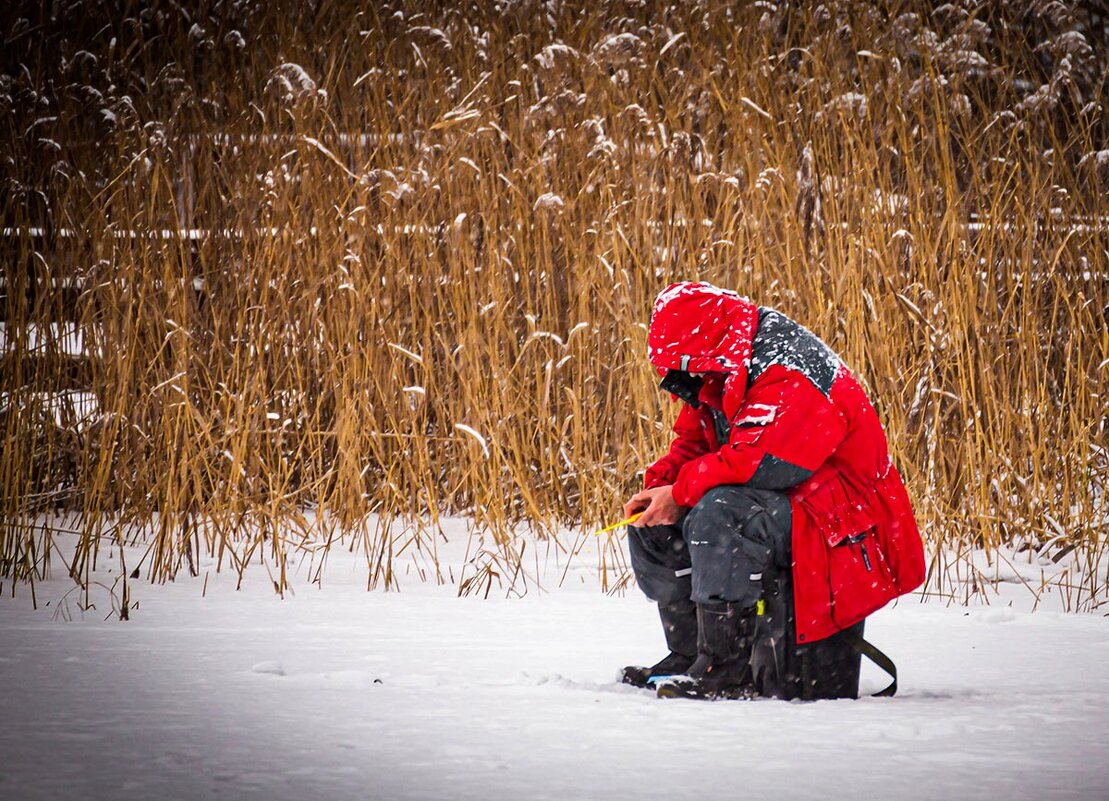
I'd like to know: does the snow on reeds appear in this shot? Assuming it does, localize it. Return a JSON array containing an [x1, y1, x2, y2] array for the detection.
[[1, 0, 1105, 612]]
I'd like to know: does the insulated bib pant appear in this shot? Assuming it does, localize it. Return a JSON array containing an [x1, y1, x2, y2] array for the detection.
[[627, 485, 792, 608], [627, 484, 865, 700]]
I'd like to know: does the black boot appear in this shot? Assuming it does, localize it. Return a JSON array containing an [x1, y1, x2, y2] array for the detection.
[[621, 599, 698, 688], [655, 602, 757, 700]]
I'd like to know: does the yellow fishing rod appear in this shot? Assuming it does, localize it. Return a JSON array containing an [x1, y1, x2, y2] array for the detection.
[[595, 512, 643, 535]]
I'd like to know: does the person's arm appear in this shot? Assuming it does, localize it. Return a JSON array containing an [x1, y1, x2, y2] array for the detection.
[[671, 364, 848, 507], [643, 403, 710, 489]]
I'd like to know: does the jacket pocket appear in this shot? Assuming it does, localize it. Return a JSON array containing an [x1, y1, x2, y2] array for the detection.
[[795, 471, 876, 547], [826, 527, 899, 629]]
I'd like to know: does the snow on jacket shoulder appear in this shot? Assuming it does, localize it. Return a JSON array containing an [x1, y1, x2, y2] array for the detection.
[[644, 281, 926, 643]]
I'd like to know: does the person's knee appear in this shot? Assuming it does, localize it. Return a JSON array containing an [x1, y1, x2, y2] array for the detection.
[[654, 487, 792, 606], [684, 486, 784, 539]]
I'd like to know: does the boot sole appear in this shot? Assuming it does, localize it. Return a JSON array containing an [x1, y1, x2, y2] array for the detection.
[[620, 660, 695, 690], [620, 672, 684, 690], [655, 681, 759, 701]]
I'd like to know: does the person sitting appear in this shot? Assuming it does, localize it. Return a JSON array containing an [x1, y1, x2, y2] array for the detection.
[[621, 281, 926, 700]]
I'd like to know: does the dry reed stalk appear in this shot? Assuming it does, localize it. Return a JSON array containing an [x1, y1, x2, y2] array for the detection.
[[1, 0, 1105, 612]]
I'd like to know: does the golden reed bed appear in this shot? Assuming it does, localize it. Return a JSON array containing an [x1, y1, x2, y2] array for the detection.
[[1, 1, 1105, 612]]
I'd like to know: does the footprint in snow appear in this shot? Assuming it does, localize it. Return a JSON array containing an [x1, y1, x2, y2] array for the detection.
[[251, 660, 286, 676]]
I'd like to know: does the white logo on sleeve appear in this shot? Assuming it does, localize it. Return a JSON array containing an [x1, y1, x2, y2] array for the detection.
[[734, 403, 777, 427]]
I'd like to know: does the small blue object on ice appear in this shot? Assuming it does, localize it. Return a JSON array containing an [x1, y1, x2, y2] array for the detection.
[[646, 674, 679, 685]]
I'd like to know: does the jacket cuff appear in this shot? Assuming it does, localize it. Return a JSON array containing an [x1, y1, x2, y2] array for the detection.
[[671, 467, 701, 507]]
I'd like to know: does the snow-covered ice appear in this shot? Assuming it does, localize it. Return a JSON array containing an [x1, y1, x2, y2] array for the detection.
[[1, 522, 1107, 801]]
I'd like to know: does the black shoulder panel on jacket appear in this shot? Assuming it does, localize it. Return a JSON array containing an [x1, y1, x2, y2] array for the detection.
[[745, 453, 815, 490], [749, 308, 839, 396]]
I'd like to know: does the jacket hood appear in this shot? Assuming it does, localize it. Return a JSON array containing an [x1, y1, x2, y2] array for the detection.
[[647, 281, 759, 378]]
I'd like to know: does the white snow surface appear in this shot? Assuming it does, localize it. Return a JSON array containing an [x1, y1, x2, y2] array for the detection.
[[2, 520, 1108, 801]]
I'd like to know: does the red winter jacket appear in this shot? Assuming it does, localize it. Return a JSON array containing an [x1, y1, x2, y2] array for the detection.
[[644, 282, 926, 644]]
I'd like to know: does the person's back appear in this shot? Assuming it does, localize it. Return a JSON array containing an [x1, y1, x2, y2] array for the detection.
[[750, 307, 894, 485]]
